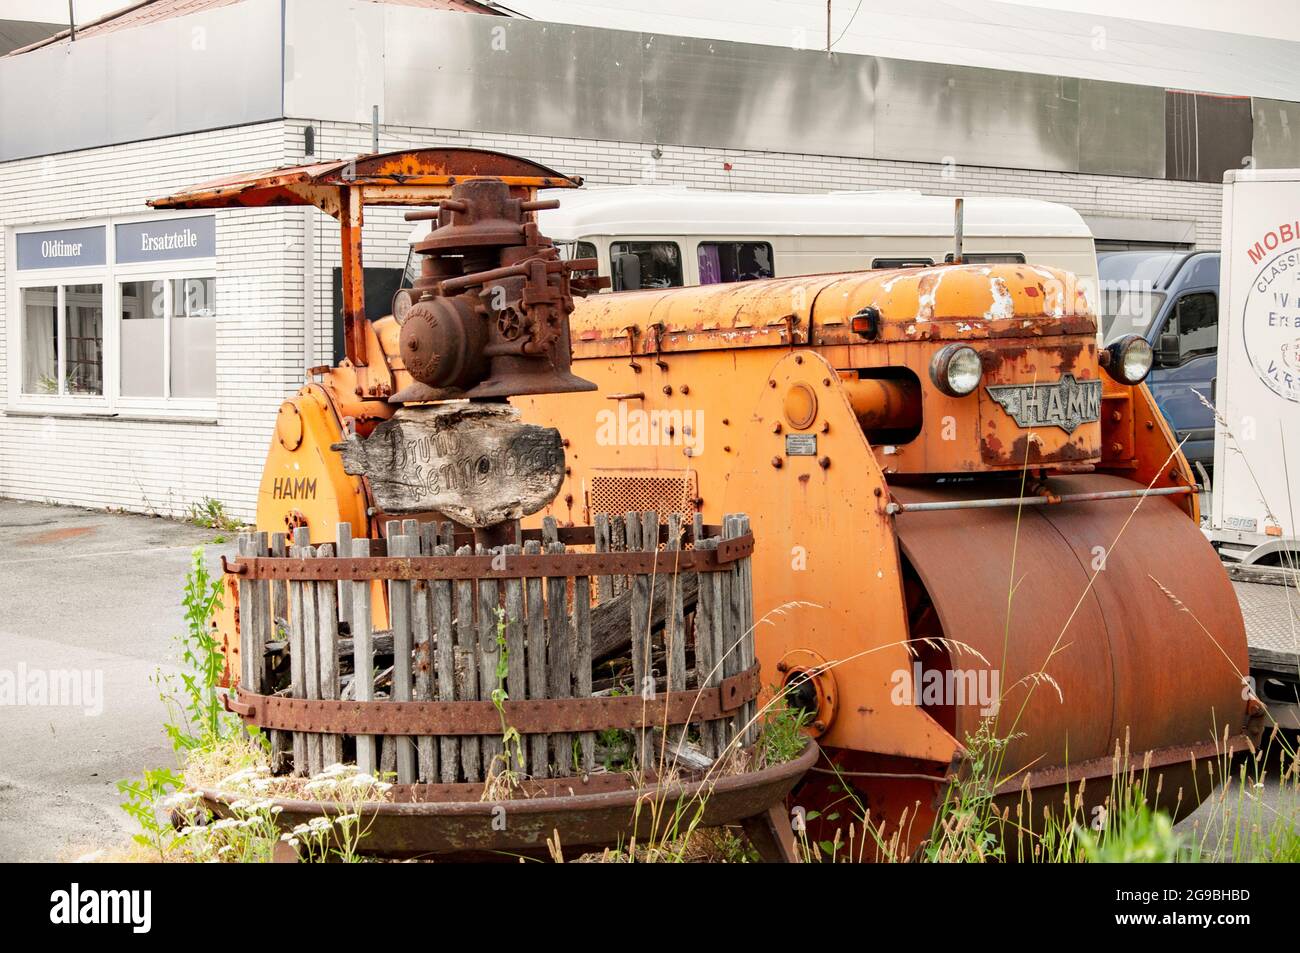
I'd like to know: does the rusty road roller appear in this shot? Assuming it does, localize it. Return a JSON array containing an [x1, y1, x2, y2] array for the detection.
[[152, 148, 1255, 854]]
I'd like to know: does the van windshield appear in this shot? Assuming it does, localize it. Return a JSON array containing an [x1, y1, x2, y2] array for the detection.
[[1102, 289, 1165, 343]]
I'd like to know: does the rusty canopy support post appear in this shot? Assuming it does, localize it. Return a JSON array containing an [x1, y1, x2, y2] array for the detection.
[[339, 185, 367, 368]]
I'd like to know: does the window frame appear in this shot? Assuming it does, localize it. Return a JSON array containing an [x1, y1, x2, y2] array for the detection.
[[695, 240, 776, 285], [6, 212, 218, 419], [1164, 289, 1219, 366], [609, 239, 685, 291]]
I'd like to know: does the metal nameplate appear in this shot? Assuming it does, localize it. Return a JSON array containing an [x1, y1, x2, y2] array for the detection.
[[985, 374, 1102, 434], [786, 433, 818, 456]]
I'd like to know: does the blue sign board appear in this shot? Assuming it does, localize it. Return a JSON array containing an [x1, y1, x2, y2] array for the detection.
[[15, 226, 107, 270], [115, 216, 216, 264]]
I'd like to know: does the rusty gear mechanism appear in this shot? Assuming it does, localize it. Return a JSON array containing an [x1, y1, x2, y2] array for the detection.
[[395, 179, 608, 401]]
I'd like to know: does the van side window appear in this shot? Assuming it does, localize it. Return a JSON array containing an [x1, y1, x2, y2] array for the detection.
[[872, 257, 934, 269], [1169, 291, 1218, 361], [943, 252, 1027, 264], [610, 241, 682, 291], [698, 242, 775, 284], [571, 241, 598, 278]]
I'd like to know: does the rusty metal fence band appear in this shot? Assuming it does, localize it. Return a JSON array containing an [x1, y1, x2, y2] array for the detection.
[[226, 663, 760, 736], [222, 534, 753, 581]]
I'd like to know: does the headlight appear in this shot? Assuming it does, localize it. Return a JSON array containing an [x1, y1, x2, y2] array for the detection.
[[929, 344, 983, 397], [1103, 334, 1153, 385]]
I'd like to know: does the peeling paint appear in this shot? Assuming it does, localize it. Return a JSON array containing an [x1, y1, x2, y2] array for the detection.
[[984, 276, 1015, 320]]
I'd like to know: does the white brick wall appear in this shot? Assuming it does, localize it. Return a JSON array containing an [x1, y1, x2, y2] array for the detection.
[[291, 119, 1225, 251], [0, 121, 296, 519], [0, 115, 1226, 520]]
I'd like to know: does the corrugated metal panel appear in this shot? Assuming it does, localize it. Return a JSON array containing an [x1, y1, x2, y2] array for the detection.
[[0, 0, 283, 162], [503, 0, 1300, 101]]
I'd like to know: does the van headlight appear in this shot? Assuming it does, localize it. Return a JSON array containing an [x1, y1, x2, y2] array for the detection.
[[1103, 334, 1154, 385], [930, 344, 983, 397]]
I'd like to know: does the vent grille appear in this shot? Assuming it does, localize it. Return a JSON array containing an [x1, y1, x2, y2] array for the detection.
[[590, 471, 698, 524]]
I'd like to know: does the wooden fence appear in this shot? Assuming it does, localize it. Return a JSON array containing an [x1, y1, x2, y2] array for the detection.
[[228, 513, 758, 788]]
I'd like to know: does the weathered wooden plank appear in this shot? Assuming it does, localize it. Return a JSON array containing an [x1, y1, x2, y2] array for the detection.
[[629, 512, 655, 770], [410, 531, 437, 783], [610, 514, 627, 597], [431, 544, 458, 783], [270, 532, 288, 638], [351, 537, 377, 775], [336, 522, 354, 629], [524, 539, 548, 778], [477, 545, 504, 775], [665, 514, 688, 748], [502, 543, 527, 775], [574, 571, 594, 774], [336, 404, 564, 525], [387, 522, 416, 784], [287, 530, 309, 776], [236, 534, 254, 694], [694, 536, 724, 757], [314, 543, 343, 767], [454, 545, 481, 783], [299, 536, 323, 777], [545, 539, 572, 774], [594, 513, 613, 603], [736, 514, 756, 747], [723, 516, 744, 751]]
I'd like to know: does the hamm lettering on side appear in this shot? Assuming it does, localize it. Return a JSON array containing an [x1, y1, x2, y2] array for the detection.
[[272, 476, 317, 500], [984, 374, 1102, 434]]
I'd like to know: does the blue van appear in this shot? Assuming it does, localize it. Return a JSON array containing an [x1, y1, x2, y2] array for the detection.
[[1099, 250, 1221, 473]]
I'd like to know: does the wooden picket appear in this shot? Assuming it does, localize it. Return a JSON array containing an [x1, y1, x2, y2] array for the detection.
[[233, 512, 758, 786]]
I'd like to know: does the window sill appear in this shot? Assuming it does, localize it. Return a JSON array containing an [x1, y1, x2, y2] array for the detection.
[[2, 407, 219, 425]]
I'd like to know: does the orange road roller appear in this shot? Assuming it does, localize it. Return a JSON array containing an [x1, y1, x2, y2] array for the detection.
[[153, 148, 1255, 853]]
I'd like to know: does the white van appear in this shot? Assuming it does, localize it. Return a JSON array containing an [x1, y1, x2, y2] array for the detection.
[[402, 185, 1099, 297]]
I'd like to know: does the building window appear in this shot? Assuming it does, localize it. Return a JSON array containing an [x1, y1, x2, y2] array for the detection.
[[120, 280, 166, 396], [12, 216, 216, 411], [21, 283, 103, 396], [611, 241, 682, 291], [21, 286, 58, 394], [171, 277, 216, 399], [65, 284, 104, 396], [697, 242, 774, 284], [119, 277, 216, 399]]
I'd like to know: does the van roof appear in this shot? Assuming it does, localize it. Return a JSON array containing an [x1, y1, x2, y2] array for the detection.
[[1097, 249, 1218, 290], [405, 186, 1093, 244]]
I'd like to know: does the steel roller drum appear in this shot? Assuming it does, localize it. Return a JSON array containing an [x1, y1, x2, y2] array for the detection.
[[892, 473, 1249, 799]]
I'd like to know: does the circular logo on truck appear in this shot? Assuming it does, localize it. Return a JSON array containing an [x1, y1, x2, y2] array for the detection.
[[1245, 248, 1300, 402]]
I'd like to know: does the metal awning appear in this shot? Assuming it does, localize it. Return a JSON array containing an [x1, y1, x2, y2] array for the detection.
[[148, 147, 582, 216]]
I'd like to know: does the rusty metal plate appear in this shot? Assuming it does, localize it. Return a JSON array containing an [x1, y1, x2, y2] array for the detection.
[[223, 534, 753, 581], [227, 664, 760, 736], [893, 473, 1249, 779]]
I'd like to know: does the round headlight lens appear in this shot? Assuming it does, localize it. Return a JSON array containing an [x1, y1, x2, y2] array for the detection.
[[1105, 334, 1154, 385], [930, 344, 983, 396]]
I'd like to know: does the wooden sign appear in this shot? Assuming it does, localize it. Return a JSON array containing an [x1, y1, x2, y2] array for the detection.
[[336, 404, 564, 526]]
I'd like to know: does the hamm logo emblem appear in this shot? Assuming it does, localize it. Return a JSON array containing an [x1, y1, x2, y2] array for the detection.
[[985, 374, 1102, 434]]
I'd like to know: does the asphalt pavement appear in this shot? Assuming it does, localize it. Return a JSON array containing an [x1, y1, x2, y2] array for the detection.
[[0, 499, 232, 862]]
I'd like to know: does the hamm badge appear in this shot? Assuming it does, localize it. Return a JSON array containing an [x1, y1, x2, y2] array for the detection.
[[985, 374, 1102, 434]]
